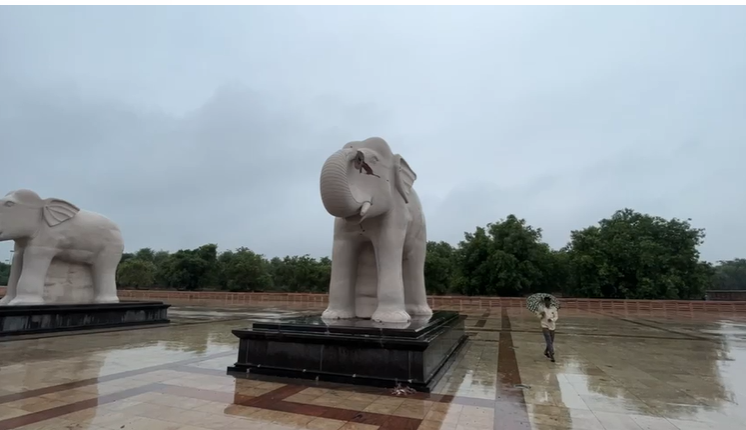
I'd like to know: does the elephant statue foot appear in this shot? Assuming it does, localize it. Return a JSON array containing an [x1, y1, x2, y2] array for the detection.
[[0, 296, 10, 306], [321, 308, 356, 320], [371, 308, 411, 324], [93, 296, 120, 304], [7, 295, 45, 306], [406, 304, 434, 318]]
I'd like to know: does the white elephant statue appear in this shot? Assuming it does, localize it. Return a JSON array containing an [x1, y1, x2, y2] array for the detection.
[[0, 189, 124, 306], [319, 137, 433, 323]]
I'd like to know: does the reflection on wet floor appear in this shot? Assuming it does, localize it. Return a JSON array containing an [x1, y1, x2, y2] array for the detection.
[[0, 300, 745, 429]]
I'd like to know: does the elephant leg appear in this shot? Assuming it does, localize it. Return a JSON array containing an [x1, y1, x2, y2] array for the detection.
[[9, 246, 54, 305], [0, 244, 24, 305], [354, 242, 378, 318], [92, 251, 120, 304], [403, 248, 433, 318], [322, 236, 359, 320], [371, 232, 410, 323]]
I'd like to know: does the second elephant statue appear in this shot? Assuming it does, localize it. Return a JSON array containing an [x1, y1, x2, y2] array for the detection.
[[0, 189, 123, 306], [319, 137, 432, 323]]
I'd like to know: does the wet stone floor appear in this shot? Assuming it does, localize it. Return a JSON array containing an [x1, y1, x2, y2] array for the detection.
[[1, 301, 746, 430]]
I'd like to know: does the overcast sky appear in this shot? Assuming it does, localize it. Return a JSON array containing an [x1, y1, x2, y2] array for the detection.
[[1, 6, 744, 263]]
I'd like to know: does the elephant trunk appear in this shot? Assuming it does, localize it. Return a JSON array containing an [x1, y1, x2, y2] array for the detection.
[[320, 149, 368, 218]]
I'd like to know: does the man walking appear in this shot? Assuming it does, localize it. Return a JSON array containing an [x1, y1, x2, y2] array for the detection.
[[537, 296, 559, 362]]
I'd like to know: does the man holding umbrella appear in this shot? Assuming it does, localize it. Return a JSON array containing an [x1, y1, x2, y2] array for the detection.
[[526, 293, 560, 363], [538, 296, 559, 362]]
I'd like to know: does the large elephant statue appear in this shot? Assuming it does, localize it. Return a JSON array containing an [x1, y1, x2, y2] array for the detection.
[[0, 189, 124, 306], [319, 137, 432, 323]]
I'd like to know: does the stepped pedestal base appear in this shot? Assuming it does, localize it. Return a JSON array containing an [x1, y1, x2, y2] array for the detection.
[[227, 310, 467, 392], [0, 301, 170, 337]]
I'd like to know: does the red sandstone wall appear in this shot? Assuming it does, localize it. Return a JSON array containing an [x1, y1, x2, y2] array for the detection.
[[2, 286, 745, 312], [116, 289, 746, 312]]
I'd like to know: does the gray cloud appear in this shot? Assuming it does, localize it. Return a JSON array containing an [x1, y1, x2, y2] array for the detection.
[[1, 6, 744, 262]]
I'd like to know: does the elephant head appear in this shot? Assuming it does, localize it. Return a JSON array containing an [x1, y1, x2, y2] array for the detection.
[[319, 137, 416, 221], [0, 189, 80, 241]]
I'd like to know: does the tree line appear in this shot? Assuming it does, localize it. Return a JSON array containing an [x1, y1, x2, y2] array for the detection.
[[0, 208, 744, 299]]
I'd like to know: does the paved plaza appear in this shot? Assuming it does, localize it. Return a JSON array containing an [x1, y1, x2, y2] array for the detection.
[[0, 300, 745, 430]]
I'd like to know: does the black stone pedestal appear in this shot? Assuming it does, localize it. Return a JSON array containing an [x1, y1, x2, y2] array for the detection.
[[227, 310, 467, 392], [0, 301, 170, 337]]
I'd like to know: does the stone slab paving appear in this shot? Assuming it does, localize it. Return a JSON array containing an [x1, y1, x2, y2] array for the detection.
[[0, 301, 745, 430]]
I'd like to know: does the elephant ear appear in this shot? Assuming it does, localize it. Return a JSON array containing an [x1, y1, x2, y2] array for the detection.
[[43, 198, 80, 227], [394, 154, 417, 204]]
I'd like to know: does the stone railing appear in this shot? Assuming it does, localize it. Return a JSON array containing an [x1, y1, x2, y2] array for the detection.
[[2, 287, 744, 312], [115, 289, 746, 312], [706, 290, 746, 301]]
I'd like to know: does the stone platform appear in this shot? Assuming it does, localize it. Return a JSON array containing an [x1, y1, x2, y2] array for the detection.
[[227, 310, 467, 392], [0, 301, 170, 337]]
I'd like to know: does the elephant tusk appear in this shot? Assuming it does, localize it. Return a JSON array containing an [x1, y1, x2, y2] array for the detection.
[[359, 201, 372, 223], [360, 201, 371, 216]]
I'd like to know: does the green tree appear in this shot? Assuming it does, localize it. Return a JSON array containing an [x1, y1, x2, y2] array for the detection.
[[215, 249, 236, 290], [222, 247, 274, 292], [106, 207, 727, 300], [424, 241, 457, 295], [151, 250, 171, 286], [116, 259, 157, 289], [134, 247, 156, 262], [0, 261, 10, 286], [712, 259, 746, 290], [455, 215, 554, 296], [316, 257, 332, 292], [157, 244, 218, 290], [565, 209, 711, 299], [544, 250, 571, 295], [197, 244, 220, 287], [270, 255, 331, 293]]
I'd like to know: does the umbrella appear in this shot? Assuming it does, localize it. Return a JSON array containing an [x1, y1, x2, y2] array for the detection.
[[526, 293, 561, 313]]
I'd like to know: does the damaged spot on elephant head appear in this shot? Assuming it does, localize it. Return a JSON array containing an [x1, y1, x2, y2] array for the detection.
[[353, 150, 364, 170], [352, 150, 381, 178]]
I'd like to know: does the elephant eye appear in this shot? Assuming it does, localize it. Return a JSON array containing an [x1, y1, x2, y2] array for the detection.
[[4, 201, 14, 207]]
